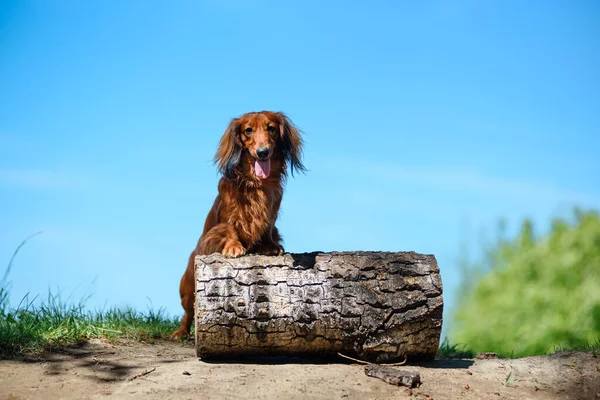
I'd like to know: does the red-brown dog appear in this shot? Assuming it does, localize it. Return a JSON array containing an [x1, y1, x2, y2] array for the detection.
[[171, 111, 306, 340]]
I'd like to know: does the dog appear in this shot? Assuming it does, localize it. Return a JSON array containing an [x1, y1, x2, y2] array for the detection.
[[170, 111, 306, 340]]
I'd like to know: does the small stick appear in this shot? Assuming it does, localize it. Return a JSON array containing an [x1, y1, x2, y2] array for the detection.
[[128, 367, 156, 381], [337, 352, 407, 366], [364, 364, 421, 388]]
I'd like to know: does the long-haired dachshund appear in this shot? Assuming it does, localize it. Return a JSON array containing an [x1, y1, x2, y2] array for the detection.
[[171, 111, 306, 340]]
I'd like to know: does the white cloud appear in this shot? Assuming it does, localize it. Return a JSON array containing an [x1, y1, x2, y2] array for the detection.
[[0, 169, 84, 189], [323, 156, 599, 206], [380, 166, 598, 205]]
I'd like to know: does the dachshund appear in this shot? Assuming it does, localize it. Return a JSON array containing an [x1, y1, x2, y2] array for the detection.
[[170, 111, 306, 340]]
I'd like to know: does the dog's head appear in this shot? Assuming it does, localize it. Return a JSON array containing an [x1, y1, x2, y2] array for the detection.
[[215, 111, 306, 180]]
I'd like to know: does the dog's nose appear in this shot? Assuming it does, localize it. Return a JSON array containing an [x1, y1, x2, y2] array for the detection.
[[256, 147, 270, 160]]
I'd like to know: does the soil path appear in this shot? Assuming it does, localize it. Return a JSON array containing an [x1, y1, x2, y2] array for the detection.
[[0, 339, 598, 399]]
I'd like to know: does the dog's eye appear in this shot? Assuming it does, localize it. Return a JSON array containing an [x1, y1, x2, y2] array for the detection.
[[244, 127, 253, 134], [267, 125, 276, 133]]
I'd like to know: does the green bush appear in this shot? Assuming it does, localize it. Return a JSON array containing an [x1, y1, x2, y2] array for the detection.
[[451, 208, 600, 357]]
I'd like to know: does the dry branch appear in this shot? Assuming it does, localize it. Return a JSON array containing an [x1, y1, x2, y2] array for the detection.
[[364, 364, 421, 387]]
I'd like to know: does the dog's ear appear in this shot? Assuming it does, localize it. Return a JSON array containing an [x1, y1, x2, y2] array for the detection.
[[214, 118, 242, 178], [277, 112, 306, 176]]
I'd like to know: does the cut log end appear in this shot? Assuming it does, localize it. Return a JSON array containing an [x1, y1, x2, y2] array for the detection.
[[194, 251, 443, 362]]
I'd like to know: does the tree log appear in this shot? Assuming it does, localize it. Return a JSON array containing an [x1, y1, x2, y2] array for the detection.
[[194, 251, 443, 362]]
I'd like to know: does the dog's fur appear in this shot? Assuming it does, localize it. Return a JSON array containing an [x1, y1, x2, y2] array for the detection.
[[171, 111, 305, 340]]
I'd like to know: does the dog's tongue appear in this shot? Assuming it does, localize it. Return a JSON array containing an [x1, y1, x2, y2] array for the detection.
[[255, 159, 271, 179]]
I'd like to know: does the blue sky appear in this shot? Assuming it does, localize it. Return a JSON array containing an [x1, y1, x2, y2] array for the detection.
[[1, 1, 598, 337]]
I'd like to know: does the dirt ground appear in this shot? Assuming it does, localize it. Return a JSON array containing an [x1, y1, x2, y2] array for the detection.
[[0, 339, 598, 400]]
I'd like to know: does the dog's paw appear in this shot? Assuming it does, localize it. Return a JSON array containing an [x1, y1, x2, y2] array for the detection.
[[253, 242, 284, 256], [170, 328, 190, 341], [266, 244, 284, 256], [222, 241, 246, 258]]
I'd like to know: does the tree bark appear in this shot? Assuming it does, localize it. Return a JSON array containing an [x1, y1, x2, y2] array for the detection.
[[194, 251, 443, 362]]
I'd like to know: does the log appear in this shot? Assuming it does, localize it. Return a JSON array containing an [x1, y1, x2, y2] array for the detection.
[[194, 251, 443, 362]]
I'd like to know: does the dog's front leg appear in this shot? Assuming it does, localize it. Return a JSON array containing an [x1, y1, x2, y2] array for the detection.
[[200, 223, 246, 258]]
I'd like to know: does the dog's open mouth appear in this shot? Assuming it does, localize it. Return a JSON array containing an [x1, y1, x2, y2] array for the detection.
[[255, 158, 271, 179]]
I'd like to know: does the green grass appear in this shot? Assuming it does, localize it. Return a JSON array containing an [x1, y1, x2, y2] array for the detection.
[[0, 234, 184, 358], [0, 296, 183, 357], [551, 339, 600, 355], [436, 337, 600, 360], [435, 337, 474, 359]]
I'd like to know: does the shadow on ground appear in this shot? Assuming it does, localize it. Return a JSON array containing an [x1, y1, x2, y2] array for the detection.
[[8, 340, 195, 383]]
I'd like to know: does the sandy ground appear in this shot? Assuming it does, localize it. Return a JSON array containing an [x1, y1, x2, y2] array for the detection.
[[0, 339, 598, 400]]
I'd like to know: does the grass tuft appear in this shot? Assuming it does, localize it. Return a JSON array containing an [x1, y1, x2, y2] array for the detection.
[[0, 291, 183, 357], [436, 337, 474, 359], [0, 234, 184, 358]]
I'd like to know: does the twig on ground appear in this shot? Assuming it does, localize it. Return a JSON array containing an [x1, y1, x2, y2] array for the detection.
[[337, 352, 407, 366], [128, 367, 156, 381], [364, 364, 421, 388]]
